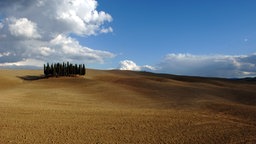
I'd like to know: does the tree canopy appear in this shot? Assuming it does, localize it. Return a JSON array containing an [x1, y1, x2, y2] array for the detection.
[[44, 62, 86, 77]]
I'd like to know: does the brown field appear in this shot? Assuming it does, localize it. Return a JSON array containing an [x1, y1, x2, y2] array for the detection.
[[0, 69, 256, 144]]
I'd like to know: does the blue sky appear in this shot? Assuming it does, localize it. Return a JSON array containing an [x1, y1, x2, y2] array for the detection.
[[0, 0, 256, 77], [87, 0, 256, 73], [94, 0, 256, 58]]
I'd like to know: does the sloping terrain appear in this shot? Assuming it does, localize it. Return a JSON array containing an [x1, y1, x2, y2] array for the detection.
[[0, 69, 255, 143]]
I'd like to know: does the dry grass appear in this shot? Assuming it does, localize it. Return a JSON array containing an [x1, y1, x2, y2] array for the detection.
[[0, 69, 255, 144]]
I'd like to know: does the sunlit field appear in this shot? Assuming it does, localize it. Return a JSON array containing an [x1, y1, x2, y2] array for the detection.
[[0, 69, 255, 143]]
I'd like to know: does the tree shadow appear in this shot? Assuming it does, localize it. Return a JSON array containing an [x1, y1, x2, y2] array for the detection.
[[17, 75, 46, 81]]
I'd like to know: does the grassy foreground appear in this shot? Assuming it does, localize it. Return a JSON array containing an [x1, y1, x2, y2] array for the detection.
[[0, 69, 255, 143]]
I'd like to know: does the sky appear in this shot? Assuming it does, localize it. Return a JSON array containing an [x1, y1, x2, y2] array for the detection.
[[0, 0, 256, 78]]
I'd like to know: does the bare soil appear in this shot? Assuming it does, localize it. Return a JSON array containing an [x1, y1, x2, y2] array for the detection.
[[0, 69, 255, 143]]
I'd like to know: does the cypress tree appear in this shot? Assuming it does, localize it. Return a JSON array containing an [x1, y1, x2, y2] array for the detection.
[[82, 64, 86, 75], [46, 63, 50, 76], [79, 64, 82, 75], [75, 64, 78, 75], [44, 64, 46, 75], [43, 62, 86, 77]]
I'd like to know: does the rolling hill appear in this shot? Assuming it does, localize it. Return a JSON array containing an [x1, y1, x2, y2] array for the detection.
[[0, 69, 255, 143]]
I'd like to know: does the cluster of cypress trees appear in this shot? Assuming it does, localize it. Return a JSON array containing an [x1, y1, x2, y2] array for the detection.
[[44, 62, 86, 77]]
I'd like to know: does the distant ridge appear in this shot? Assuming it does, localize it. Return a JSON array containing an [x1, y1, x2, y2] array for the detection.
[[111, 70, 256, 84]]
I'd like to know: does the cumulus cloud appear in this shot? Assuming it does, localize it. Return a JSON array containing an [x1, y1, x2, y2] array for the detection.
[[0, 0, 114, 68], [49, 34, 114, 63], [0, 59, 44, 67], [118, 54, 256, 78], [158, 53, 256, 78], [8, 18, 41, 39], [119, 60, 141, 71], [119, 60, 156, 71]]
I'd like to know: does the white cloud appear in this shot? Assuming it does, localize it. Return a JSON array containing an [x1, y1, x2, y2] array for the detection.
[[0, 23, 3, 29], [100, 27, 113, 34], [0, 58, 44, 67], [142, 65, 157, 71], [119, 60, 156, 71], [8, 18, 41, 39], [39, 47, 55, 56], [49, 34, 115, 63], [0, 0, 114, 67], [157, 53, 256, 78], [119, 60, 141, 71], [0, 52, 10, 57]]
